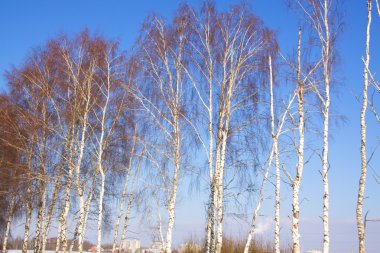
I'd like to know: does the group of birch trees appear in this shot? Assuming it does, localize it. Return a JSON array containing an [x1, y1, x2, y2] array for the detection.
[[0, 32, 140, 253], [0, 1, 378, 253]]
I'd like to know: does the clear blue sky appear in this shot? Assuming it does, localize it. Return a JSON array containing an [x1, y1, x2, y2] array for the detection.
[[1, 1, 380, 252]]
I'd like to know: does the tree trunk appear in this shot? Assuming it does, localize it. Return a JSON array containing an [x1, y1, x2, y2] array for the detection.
[[97, 170, 106, 253], [56, 167, 73, 253], [205, 182, 216, 253], [69, 173, 96, 253], [164, 116, 180, 253], [268, 56, 281, 253], [215, 92, 232, 253], [74, 99, 91, 253], [23, 143, 34, 253], [292, 27, 304, 253], [205, 78, 215, 253], [22, 196, 32, 253], [119, 150, 144, 250], [2, 194, 15, 253], [321, 2, 331, 252], [42, 174, 61, 253], [34, 185, 46, 253], [357, 1, 371, 253], [244, 147, 274, 253], [112, 129, 137, 253]]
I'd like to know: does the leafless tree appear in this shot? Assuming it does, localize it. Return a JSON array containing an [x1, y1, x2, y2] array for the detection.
[[184, 4, 275, 252], [357, 1, 372, 252]]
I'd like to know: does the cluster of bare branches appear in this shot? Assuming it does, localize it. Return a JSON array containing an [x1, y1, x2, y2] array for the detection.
[[0, 31, 140, 253]]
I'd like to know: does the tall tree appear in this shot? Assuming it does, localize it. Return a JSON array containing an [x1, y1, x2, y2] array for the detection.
[[186, 4, 275, 252], [357, 1, 372, 252], [132, 9, 191, 253]]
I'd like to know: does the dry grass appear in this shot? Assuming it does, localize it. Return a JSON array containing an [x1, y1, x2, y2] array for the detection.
[[177, 236, 291, 253]]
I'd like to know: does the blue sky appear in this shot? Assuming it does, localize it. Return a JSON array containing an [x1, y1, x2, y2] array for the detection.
[[1, 0, 380, 252]]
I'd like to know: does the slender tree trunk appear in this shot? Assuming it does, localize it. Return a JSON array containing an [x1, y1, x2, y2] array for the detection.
[[97, 171, 106, 253], [357, 1, 371, 253], [42, 174, 61, 253], [23, 142, 34, 253], [292, 27, 304, 253], [322, 1, 331, 251], [244, 147, 274, 253], [213, 92, 227, 253], [75, 94, 91, 253], [96, 75, 110, 253], [22, 196, 32, 253], [268, 56, 281, 253], [119, 150, 144, 250], [34, 185, 46, 253], [69, 173, 96, 253], [35, 101, 48, 253], [205, 182, 216, 253], [165, 117, 180, 253], [2, 194, 15, 253], [205, 72, 215, 253], [112, 130, 137, 253], [215, 88, 232, 253], [56, 166, 73, 253], [244, 57, 297, 253], [215, 131, 228, 253], [56, 128, 76, 253]]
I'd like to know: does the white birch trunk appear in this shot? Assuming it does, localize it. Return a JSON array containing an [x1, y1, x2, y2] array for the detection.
[[205, 95, 214, 253], [2, 194, 15, 253], [292, 27, 304, 253], [119, 150, 144, 250], [22, 196, 32, 253], [22, 143, 34, 253], [205, 57, 215, 253], [215, 82, 233, 253], [322, 1, 331, 252], [75, 194, 86, 253], [41, 174, 61, 253], [96, 64, 111, 253], [34, 185, 46, 253], [74, 83, 92, 253], [112, 130, 137, 253], [56, 165, 74, 253], [69, 174, 96, 253], [357, 1, 372, 253], [165, 116, 180, 253], [268, 56, 281, 253], [244, 147, 274, 253], [97, 171, 105, 253], [243, 57, 297, 253], [205, 182, 216, 253]]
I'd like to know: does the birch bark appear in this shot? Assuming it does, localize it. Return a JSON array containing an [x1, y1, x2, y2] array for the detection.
[[321, 1, 331, 251], [357, 1, 372, 252], [112, 128, 137, 253], [292, 27, 304, 253], [2, 194, 15, 253]]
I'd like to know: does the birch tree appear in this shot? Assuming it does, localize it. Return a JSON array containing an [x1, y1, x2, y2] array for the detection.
[[0, 97, 25, 253], [292, 27, 305, 253], [91, 39, 127, 253], [132, 12, 190, 252], [243, 56, 297, 253], [112, 127, 137, 253], [294, 1, 342, 251], [185, 4, 275, 252], [357, 1, 372, 252]]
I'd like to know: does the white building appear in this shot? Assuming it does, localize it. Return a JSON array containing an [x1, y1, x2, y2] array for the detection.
[[120, 239, 141, 253], [140, 242, 163, 253]]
